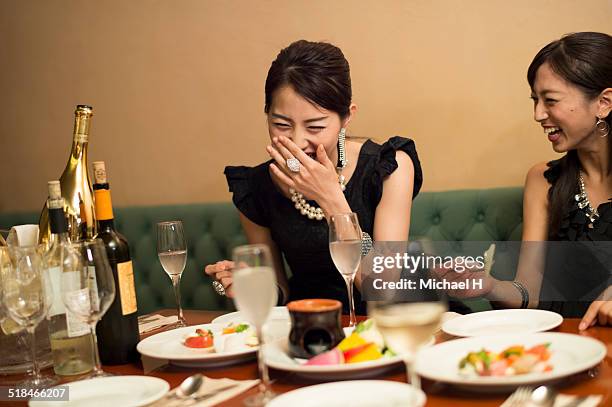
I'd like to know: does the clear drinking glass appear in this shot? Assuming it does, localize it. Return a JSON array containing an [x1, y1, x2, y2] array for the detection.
[[369, 290, 447, 392], [157, 221, 187, 327], [2, 245, 58, 387], [232, 244, 277, 407], [328, 212, 362, 327], [0, 247, 25, 336], [61, 239, 116, 378]]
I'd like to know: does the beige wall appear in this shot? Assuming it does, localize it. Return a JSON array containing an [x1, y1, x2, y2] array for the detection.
[[1, 0, 611, 213]]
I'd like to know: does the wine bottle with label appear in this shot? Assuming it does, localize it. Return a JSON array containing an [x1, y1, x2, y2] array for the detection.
[[39, 105, 97, 245], [93, 162, 140, 364], [44, 181, 94, 376]]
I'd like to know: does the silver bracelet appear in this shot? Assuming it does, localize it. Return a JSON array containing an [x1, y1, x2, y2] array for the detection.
[[361, 231, 373, 256], [512, 281, 529, 308]]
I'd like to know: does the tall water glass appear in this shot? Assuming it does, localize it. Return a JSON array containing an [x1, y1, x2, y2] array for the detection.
[[2, 245, 58, 387], [328, 212, 362, 327], [61, 239, 116, 378], [369, 293, 447, 392], [157, 221, 187, 328], [232, 244, 277, 406]]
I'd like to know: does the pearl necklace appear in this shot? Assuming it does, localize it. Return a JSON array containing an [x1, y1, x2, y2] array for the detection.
[[290, 171, 347, 221], [576, 171, 599, 224]]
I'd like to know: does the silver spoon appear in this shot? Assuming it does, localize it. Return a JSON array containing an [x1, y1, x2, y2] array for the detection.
[[175, 373, 204, 398], [530, 385, 558, 407]]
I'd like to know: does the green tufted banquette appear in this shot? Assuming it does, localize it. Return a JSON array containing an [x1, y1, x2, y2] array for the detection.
[[0, 187, 523, 314]]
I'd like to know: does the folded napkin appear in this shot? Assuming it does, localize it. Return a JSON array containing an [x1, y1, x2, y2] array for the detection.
[[150, 376, 259, 407], [552, 394, 602, 407], [138, 314, 179, 334], [7, 224, 39, 247], [501, 393, 602, 407]]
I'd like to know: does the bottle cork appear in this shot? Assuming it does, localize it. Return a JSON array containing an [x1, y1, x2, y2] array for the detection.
[[93, 161, 107, 184]]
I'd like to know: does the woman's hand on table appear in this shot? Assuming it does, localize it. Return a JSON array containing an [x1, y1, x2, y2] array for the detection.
[[204, 260, 235, 298], [580, 289, 612, 330]]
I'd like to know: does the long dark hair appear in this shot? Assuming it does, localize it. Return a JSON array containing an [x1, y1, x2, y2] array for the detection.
[[527, 32, 612, 237], [264, 40, 352, 119]]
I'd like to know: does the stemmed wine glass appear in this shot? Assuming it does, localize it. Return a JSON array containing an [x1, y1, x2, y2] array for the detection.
[[0, 247, 24, 336], [369, 272, 447, 393], [61, 239, 116, 378], [157, 221, 187, 328], [2, 245, 58, 386], [232, 244, 277, 406], [328, 212, 362, 327]]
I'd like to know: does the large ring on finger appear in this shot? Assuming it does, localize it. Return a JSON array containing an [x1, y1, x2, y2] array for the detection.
[[286, 157, 301, 173], [212, 280, 226, 296]]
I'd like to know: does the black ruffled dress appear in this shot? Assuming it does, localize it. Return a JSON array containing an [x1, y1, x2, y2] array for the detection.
[[539, 159, 612, 317], [224, 137, 423, 315]]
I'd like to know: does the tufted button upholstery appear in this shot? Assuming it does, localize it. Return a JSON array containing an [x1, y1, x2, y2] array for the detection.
[[0, 187, 523, 314]]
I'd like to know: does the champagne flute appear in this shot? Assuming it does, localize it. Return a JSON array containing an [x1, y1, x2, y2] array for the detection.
[[329, 212, 362, 327], [157, 221, 187, 328], [232, 244, 277, 407], [61, 239, 115, 378], [369, 288, 447, 392], [2, 245, 58, 387]]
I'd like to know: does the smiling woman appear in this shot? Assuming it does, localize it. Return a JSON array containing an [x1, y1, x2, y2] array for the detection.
[[522, 32, 612, 326], [436, 32, 612, 327], [203, 40, 423, 315], [526, 33, 612, 239]]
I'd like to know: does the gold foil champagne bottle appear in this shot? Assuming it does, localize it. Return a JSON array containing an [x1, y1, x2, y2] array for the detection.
[[39, 105, 97, 244]]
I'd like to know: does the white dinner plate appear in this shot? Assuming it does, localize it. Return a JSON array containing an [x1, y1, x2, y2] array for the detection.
[[137, 322, 286, 368], [29, 376, 169, 407], [265, 327, 434, 380], [212, 306, 289, 325], [442, 309, 563, 337], [415, 332, 606, 391], [267, 380, 426, 407]]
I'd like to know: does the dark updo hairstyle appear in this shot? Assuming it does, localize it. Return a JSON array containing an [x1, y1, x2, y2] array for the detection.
[[264, 40, 352, 119], [526, 32, 612, 238]]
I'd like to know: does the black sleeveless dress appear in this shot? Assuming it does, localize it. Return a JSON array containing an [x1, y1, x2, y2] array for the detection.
[[539, 158, 612, 317], [224, 137, 423, 315]]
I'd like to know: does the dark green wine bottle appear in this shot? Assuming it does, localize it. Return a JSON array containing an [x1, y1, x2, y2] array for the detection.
[[93, 161, 140, 364]]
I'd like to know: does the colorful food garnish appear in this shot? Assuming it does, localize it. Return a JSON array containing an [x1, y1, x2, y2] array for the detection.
[[222, 322, 258, 351], [222, 323, 250, 335], [458, 343, 553, 377], [304, 319, 390, 366], [305, 348, 344, 365], [183, 328, 214, 349]]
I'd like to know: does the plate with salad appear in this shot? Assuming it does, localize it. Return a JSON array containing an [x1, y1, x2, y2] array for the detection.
[[415, 332, 605, 389], [264, 319, 434, 379]]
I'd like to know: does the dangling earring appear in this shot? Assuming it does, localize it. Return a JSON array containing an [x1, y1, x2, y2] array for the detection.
[[337, 128, 348, 191], [596, 117, 610, 138], [337, 128, 348, 169]]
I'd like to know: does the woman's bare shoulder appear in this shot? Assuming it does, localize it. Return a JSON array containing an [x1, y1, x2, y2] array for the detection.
[[524, 161, 550, 208], [525, 161, 550, 189]]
